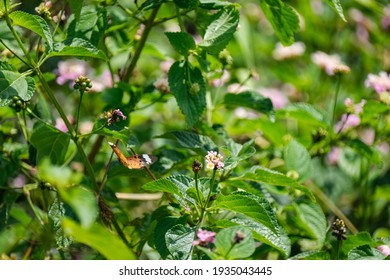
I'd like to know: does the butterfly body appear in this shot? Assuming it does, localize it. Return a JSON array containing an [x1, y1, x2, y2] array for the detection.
[[108, 142, 157, 169]]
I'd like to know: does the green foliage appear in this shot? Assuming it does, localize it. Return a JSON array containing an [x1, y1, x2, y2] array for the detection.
[[0, 0, 388, 261]]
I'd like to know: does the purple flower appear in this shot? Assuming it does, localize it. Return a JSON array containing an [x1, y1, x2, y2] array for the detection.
[[104, 109, 127, 126], [192, 229, 216, 247], [327, 147, 341, 165], [205, 151, 224, 170], [55, 116, 74, 132], [259, 87, 289, 109]]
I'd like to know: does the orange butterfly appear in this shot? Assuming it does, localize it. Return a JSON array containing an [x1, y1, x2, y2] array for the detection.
[[108, 142, 157, 169]]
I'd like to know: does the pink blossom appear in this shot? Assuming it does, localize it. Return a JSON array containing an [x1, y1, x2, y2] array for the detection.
[[259, 87, 289, 109], [56, 59, 89, 86], [90, 70, 114, 92], [311, 51, 350, 76], [210, 70, 230, 87], [272, 42, 306, 60], [205, 151, 224, 170], [344, 98, 366, 114], [359, 128, 375, 145], [11, 174, 27, 188], [234, 108, 258, 119], [192, 229, 216, 246], [382, 5, 390, 31], [327, 147, 341, 165], [55, 116, 74, 132], [335, 114, 361, 133], [365, 71, 390, 94], [377, 245, 390, 257]]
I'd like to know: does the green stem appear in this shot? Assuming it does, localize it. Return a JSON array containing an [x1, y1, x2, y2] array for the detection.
[[75, 91, 84, 138], [199, 169, 217, 226], [194, 172, 202, 208], [176, 5, 185, 32], [331, 74, 342, 137], [122, 5, 160, 82]]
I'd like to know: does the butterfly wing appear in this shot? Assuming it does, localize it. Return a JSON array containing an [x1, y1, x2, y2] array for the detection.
[[108, 142, 157, 169]]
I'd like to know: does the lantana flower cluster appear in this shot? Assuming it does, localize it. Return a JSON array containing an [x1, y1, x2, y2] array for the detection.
[[335, 98, 366, 133], [365, 71, 390, 104], [311, 51, 350, 76], [205, 151, 224, 170], [192, 229, 216, 247]]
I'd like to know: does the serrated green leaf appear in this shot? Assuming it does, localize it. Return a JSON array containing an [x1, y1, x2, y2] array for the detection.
[[168, 61, 206, 126], [0, 223, 27, 254], [260, 0, 300, 46], [215, 226, 255, 259], [290, 250, 330, 260], [166, 224, 195, 260], [174, 0, 199, 9], [230, 166, 315, 201], [48, 197, 73, 249], [216, 216, 291, 257], [62, 218, 135, 259], [216, 191, 278, 233], [0, 66, 35, 106], [30, 124, 70, 165], [48, 38, 107, 60], [338, 147, 362, 180], [154, 216, 187, 259], [224, 91, 274, 116], [284, 139, 312, 182], [142, 178, 180, 195], [222, 139, 256, 171], [325, 0, 347, 22], [199, 6, 239, 55], [166, 175, 196, 207], [199, 0, 231, 9], [347, 139, 382, 165], [9, 11, 53, 50], [165, 32, 196, 56], [292, 200, 327, 247], [156, 130, 216, 153], [59, 187, 98, 228], [348, 245, 387, 260]]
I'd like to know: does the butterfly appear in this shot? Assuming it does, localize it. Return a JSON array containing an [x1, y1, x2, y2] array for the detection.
[[108, 142, 157, 169]]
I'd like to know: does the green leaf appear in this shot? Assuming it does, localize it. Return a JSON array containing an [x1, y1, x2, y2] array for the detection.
[[0, 63, 35, 106], [142, 177, 180, 195], [69, 0, 84, 21], [0, 224, 27, 254], [48, 197, 73, 249], [338, 147, 362, 180], [199, 6, 239, 55], [199, 0, 231, 9], [342, 232, 378, 255], [62, 218, 136, 259], [168, 61, 206, 126], [325, 0, 347, 22], [259, 0, 300, 46], [0, 191, 19, 231], [277, 103, 329, 127], [67, 5, 107, 47], [9, 11, 53, 50], [216, 191, 278, 233], [348, 245, 387, 260], [166, 224, 195, 260], [30, 124, 70, 165], [221, 139, 256, 171], [174, 0, 199, 9], [154, 216, 187, 259], [215, 226, 255, 259], [48, 38, 107, 60], [166, 175, 196, 207], [231, 166, 315, 201], [347, 139, 382, 165], [139, 0, 167, 10], [156, 130, 216, 153], [59, 187, 98, 228], [165, 32, 196, 56], [37, 159, 83, 188], [290, 250, 330, 260], [216, 216, 291, 257], [292, 200, 327, 247], [284, 139, 312, 182], [224, 91, 274, 115], [97, 127, 137, 146]]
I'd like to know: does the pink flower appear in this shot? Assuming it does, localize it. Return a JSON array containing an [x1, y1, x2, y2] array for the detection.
[[104, 109, 127, 126], [377, 245, 390, 257], [192, 229, 216, 247], [335, 114, 361, 133], [344, 98, 366, 114], [90, 70, 114, 92], [311, 51, 350, 76], [365, 71, 390, 94], [55, 116, 74, 132], [272, 42, 306, 60], [382, 5, 390, 31], [56, 59, 89, 86], [205, 151, 224, 170], [259, 87, 289, 109], [327, 147, 341, 165]]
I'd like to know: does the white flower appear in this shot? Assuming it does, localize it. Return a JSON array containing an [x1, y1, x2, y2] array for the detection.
[[272, 42, 306, 60]]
